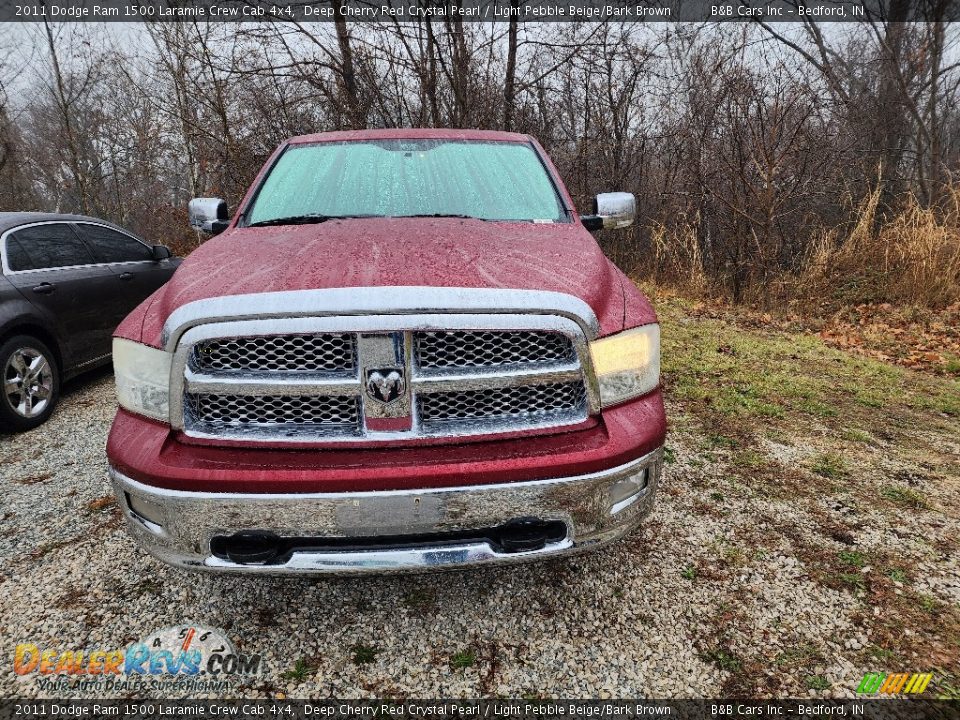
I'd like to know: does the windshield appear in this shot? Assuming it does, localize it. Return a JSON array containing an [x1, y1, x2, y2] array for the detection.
[[244, 139, 567, 225]]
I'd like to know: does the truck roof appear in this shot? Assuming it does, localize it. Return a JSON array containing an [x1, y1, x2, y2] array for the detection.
[[288, 128, 532, 145]]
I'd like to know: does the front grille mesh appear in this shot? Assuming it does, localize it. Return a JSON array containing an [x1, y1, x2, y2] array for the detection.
[[193, 334, 354, 373], [182, 326, 589, 441], [416, 331, 574, 369], [187, 393, 359, 428], [419, 381, 587, 426]]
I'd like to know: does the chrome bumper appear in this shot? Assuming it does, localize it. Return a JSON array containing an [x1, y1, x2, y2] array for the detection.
[[109, 447, 662, 575]]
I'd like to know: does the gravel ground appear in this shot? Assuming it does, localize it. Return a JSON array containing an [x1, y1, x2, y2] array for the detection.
[[1, 315, 958, 699]]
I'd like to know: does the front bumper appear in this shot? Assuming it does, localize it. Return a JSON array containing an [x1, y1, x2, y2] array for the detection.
[[110, 448, 662, 574]]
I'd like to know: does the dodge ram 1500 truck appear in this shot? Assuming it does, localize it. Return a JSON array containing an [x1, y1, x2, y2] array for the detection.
[[107, 128, 666, 574]]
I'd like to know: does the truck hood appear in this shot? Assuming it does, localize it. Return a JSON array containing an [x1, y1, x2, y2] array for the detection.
[[136, 218, 640, 345]]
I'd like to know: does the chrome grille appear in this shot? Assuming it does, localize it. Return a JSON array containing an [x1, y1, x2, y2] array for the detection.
[[193, 334, 354, 373], [419, 381, 587, 430], [186, 394, 360, 431], [416, 331, 573, 369], [175, 317, 594, 443]]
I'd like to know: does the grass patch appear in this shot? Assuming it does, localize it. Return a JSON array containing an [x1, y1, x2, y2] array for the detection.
[[806, 675, 831, 691], [350, 644, 379, 665], [703, 648, 742, 673], [281, 658, 314, 682], [681, 566, 697, 581], [881, 486, 931, 510], [838, 550, 866, 568], [842, 428, 873, 444], [734, 449, 767, 469], [451, 649, 476, 669], [867, 646, 897, 662], [836, 572, 866, 591], [811, 453, 847, 480], [775, 644, 821, 668]]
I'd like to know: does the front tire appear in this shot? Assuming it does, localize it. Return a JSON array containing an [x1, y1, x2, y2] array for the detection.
[[0, 335, 60, 432]]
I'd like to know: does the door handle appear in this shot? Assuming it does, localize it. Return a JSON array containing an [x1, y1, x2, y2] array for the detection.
[[119, 272, 134, 281], [32, 282, 55, 294]]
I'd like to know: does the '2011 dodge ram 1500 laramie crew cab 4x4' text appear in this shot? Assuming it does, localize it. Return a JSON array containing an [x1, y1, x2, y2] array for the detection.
[[107, 128, 666, 574]]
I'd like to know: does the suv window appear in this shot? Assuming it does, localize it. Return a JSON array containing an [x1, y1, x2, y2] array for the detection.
[[5, 224, 96, 271], [77, 223, 152, 263]]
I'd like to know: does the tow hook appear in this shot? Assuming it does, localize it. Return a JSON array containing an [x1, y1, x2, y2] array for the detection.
[[213, 531, 282, 564]]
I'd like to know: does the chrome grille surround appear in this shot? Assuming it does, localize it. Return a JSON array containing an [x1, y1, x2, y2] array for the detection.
[[166, 288, 601, 444]]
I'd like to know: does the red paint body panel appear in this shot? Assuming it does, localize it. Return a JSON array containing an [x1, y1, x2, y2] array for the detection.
[[134, 218, 636, 347], [108, 390, 666, 494], [108, 129, 667, 495]]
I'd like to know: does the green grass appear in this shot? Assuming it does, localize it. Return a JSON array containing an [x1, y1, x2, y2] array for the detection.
[[655, 294, 960, 448], [451, 649, 477, 669], [351, 644, 379, 665], [887, 568, 908, 583], [281, 658, 314, 682], [811, 453, 848, 480], [946, 355, 960, 376], [734, 449, 767, 468], [806, 675, 831, 691], [704, 648, 742, 672], [681, 565, 697, 581], [837, 572, 866, 591], [838, 550, 866, 568], [842, 428, 873, 444], [775, 644, 821, 668], [868, 646, 897, 662], [881, 486, 931, 510]]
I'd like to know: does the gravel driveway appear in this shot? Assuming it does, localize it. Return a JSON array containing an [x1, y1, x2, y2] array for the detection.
[[1, 304, 958, 699]]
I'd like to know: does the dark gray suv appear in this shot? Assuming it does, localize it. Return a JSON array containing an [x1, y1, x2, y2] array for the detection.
[[0, 213, 180, 432]]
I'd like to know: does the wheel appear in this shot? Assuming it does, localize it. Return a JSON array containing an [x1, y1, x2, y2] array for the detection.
[[0, 335, 60, 432]]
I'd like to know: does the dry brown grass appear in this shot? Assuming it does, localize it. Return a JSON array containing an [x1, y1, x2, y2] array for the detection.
[[643, 182, 960, 312], [803, 184, 960, 308]]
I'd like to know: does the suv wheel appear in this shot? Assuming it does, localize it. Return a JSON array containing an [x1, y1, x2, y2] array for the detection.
[[0, 335, 60, 432]]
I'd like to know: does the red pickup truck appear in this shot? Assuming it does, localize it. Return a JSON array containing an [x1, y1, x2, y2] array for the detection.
[[107, 129, 665, 574]]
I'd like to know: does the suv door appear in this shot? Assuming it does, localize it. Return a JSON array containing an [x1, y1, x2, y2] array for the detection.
[[72, 222, 177, 328], [2, 222, 117, 368]]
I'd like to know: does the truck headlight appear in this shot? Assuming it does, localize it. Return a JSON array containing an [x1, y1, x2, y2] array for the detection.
[[113, 338, 171, 422], [589, 324, 660, 408]]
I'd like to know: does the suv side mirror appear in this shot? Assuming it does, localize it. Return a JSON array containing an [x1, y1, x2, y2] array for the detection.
[[151, 244, 172, 261], [188, 197, 230, 235], [581, 192, 636, 232]]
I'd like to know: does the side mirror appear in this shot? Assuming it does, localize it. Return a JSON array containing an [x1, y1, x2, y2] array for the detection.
[[188, 197, 230, 235], [581, 192, 636, 232], [151, 244, 172, 261]]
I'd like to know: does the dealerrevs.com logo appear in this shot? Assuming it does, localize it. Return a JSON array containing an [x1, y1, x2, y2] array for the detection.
[[856, 672, 934, 694], [14, 624, 263, 693]]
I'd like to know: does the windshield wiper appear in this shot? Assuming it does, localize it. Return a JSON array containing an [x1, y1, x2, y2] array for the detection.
[[392, 213, 490, 221], [247, 213, 376, 227]]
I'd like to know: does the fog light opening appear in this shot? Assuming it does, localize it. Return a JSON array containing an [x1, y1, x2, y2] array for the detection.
[[125, 492, 166, 535], [608, 468, 649, 515]]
